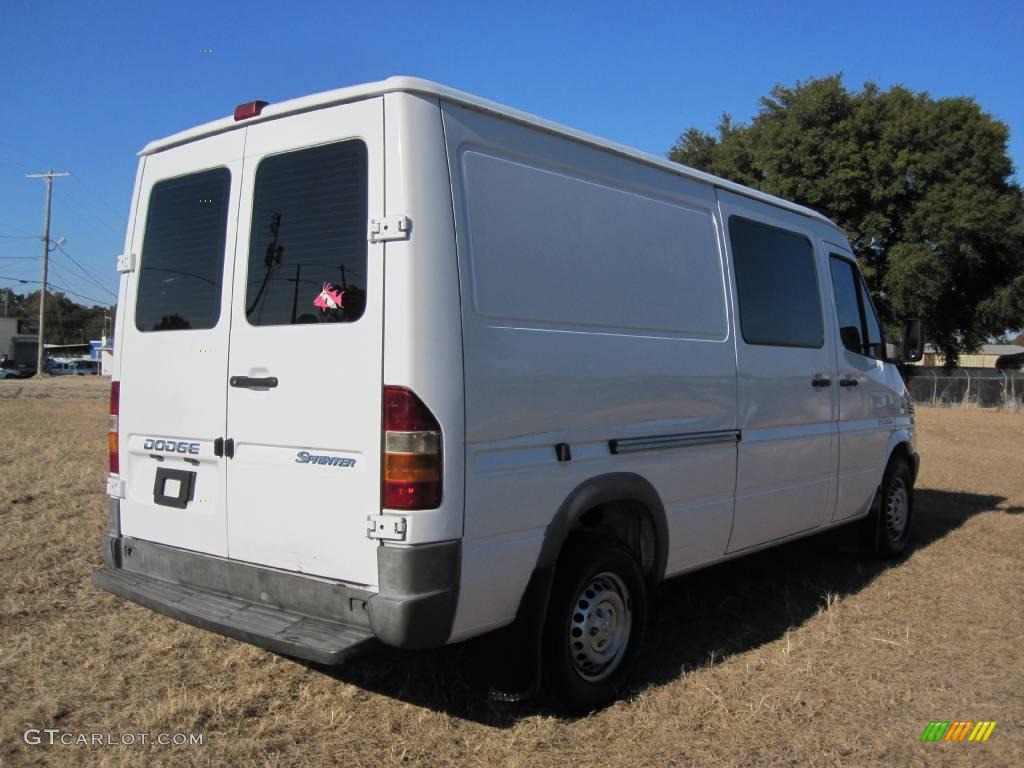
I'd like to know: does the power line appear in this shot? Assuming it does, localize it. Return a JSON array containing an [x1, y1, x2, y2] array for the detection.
[[69, 174, 128, 228], [0, 218, 34, 237], [55, 244, 118, 298], [0, 155, 33, 174], [47, 262, 73, 289], [0, 275, 112, 307], [56, 186, 125, 240], [0, 137, 47, 169], [0, 137, 126, 238]]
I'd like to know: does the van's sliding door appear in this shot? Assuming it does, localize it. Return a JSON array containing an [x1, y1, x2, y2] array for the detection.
[[717, 189, 839, 552]]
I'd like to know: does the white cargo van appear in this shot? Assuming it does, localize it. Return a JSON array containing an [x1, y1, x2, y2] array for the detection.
[[93, 77, 924, 711]]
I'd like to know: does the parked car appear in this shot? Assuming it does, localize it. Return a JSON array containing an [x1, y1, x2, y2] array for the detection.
[[995, 351, 1024, 371], [45, 359, 98, 376], [0, 360, 33, 379], [45, 360, 77, 376], [93, 77, 925, 712]]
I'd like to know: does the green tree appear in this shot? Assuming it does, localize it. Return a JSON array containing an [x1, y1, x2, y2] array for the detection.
[[18, 289, 115, 344], [669, 75, 1024, 367]]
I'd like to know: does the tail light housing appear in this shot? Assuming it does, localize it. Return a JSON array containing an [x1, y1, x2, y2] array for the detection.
[[109, 381, 120, 473], [383, 386, 441, 509]]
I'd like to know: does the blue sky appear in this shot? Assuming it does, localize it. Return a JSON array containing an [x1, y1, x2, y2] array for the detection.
[[2, 0, 1022, 309]]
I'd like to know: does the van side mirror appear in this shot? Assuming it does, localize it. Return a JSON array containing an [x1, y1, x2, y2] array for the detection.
[[900, 319, 924, 363]]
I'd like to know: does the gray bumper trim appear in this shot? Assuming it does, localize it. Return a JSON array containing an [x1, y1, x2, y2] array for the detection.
[[371, 540, 460, 648], [109, 538, 374, 626], [92, 536, 461, 661], [92, 568, 374, 665]]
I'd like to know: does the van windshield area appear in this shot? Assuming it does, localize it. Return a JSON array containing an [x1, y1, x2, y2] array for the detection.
[[244, 140, 369, 326]]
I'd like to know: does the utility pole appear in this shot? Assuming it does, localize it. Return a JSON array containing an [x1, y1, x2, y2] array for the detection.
[[26, 170, 70, 376]]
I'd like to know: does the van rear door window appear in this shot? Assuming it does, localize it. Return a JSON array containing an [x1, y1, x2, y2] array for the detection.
[[729, 217, 824, 348], [135, 168, 231, 332], [244, 140, 368, 326]]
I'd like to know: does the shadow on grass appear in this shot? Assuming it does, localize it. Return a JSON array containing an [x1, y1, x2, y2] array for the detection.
[[309, 488, 1008, 725]]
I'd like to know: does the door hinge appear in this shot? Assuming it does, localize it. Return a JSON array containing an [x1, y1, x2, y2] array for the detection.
[[367, 514, 407, 541], [116, 252, 136, 273], [368, 215, 411, 243]]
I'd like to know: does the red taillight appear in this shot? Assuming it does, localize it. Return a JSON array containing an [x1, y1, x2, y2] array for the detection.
[[383, 386, 441, 509], [233, 100, 269, 121], [109, 381, 120, 473]]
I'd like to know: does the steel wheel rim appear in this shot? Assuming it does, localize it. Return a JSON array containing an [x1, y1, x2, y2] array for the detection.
[[886, 477, 909, 543], [568, 571, 632, 682]]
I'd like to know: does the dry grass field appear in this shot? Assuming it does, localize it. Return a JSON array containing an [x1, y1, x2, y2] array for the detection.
[[1, 377, 1021, 767]]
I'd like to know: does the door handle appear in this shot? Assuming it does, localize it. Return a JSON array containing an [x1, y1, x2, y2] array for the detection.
[[229, 376, 278, 389], [811, 376, 832, 388], [839, 378, 859, 387]]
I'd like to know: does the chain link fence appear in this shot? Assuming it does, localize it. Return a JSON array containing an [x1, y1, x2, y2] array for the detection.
[[904, 367, 1024, 411]]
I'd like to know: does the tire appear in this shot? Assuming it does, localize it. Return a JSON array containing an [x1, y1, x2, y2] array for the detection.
[[872, 456, 914, 557], [542, 533, 647, 714]]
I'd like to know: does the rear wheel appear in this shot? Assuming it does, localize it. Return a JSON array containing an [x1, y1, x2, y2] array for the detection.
[[542, 534, 647, 713], [871, 456, 914, 557]]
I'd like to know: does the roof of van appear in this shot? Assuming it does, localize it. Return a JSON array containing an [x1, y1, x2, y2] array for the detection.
[[141, 76, 838, 228]]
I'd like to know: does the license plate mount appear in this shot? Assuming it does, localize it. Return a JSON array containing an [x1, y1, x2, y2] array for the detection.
[[153, 467, 196, 509]]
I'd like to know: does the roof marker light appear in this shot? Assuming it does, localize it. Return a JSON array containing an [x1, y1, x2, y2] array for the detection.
[[234, 100, 269, 121]]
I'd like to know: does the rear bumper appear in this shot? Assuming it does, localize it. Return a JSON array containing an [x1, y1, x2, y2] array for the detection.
[[94, 534, 459, 664], [92, 566, 375, 664]]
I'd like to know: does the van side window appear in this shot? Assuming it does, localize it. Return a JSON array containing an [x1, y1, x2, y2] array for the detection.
[[135, 168, 231, 332], [829, 255, 885, 359], [245, 140, 368, 326], [729, 217, 823, 348]]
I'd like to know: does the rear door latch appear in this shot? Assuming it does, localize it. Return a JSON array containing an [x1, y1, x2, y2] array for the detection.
[[367, 514, 407, 541]]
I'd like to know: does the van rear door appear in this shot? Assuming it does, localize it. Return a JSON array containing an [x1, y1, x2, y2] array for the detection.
[[117, 131, 245, 556], [223, 99, 385, 585]]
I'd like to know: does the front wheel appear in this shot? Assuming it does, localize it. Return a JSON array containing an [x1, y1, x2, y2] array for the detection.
[[871, 456, 914, 557], [542, 534, 647, 713]]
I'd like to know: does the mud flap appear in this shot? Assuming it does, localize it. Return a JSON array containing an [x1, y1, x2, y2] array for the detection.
[[486, 565, 553, 702]]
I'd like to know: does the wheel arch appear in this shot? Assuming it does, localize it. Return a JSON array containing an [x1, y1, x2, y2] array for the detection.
[[484, 472, 669, 701], [884, 428, 919, 482], [535, 472, 669, 585]]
